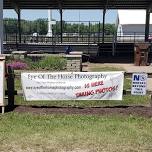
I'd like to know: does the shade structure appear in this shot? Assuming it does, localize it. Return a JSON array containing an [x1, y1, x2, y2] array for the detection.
[[4, 0, 152, 9]]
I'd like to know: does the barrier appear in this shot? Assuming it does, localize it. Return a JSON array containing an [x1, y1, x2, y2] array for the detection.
[[14, 72, 152, 105], [2, 69, 152, 112], [0, 56, 17, 113]]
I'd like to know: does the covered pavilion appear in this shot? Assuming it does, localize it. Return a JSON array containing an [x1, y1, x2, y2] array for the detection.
[[1, 0, 152, 54]]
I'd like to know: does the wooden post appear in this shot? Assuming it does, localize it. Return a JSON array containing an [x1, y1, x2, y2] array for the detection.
[[0, 56, 5, 113], [6, 66, 15, 109]]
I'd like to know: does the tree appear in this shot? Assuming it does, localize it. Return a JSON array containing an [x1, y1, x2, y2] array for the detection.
[[3, 18, 116, 36]]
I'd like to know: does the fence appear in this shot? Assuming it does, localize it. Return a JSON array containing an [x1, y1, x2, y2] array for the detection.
[[3, 19, 152, 44], [4, 32, 152, 45], [3, 69, 152, 113]]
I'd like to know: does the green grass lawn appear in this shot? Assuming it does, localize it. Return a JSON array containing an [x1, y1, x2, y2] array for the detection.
[[89, 66, 125, 72], [15, 95, 150, 107], [3, 63, 152, 152], [0, 113, 152, 152]]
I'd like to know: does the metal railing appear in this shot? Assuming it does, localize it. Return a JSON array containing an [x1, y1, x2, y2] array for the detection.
[[3, 32, 151, 44]]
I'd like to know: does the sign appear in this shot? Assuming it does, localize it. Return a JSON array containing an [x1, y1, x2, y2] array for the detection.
[[131, 73, 147, 95], [0, 57, 5, 106], [21, 72, 124, 101]]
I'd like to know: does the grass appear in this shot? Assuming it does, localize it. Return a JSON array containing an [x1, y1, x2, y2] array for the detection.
[[15, 78, 22, 90], [89, 66, 125, 72], [15, 95, 150, 107], [0, 113, 152, 152], [3, 62, 152, 151], [124, 78, 131, 90]]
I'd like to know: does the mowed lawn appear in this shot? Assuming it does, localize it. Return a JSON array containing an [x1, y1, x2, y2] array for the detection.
[[0, 113, 152, 152], [2, 64, 152, 151]]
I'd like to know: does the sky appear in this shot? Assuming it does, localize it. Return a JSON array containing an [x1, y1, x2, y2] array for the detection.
[[3, 9, 118, 23]]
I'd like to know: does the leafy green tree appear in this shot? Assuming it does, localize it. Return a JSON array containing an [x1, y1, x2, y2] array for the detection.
[[3, 18, 116, 36]]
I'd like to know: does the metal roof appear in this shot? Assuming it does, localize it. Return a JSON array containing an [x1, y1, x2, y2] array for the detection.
[[4, 0, 152, 9]]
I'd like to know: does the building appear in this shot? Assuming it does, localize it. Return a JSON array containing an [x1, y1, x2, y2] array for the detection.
[[117, 10, 152, 42]]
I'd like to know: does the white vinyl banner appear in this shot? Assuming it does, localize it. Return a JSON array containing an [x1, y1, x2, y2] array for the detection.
[[0, 60, 5, 105], [21, 72, 124, 101]]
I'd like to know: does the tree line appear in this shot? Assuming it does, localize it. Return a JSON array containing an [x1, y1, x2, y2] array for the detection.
[[4, 18, 116, 35]]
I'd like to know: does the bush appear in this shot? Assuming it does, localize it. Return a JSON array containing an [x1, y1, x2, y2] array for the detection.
[[30, 56, 67, 71], [7, 61, 28, 70], [6, 56, 67, 71]]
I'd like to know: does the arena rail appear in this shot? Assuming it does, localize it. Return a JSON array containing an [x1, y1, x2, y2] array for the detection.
[[3, 70, 152, 113]]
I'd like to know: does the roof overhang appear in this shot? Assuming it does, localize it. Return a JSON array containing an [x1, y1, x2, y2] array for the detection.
[[4, 0, 152, 10]]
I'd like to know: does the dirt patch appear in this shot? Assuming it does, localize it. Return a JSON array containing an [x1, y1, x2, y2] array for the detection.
[[11, 105, 152, 118]]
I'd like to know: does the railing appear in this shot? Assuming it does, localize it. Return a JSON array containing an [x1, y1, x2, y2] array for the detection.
[[4, 32, 106, 44], [6, 71, 152, 110], [3, 32, 152, 44]]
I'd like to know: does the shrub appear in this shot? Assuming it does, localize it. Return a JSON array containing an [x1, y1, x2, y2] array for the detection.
[[7, 61, 28, 70], [30, 56, 67, 71]]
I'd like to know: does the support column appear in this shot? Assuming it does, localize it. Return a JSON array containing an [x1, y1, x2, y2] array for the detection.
[[47, 10, 53, 37], [60, 8, 63, 43], [0, 0, 3, 54], [145, 8, 150, 42], [88, 21, 91, 44], [98, 22, 100, 43], [102, 9, 106, 43], [17, 9, 21, 43]]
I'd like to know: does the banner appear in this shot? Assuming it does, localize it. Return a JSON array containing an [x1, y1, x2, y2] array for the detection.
[[0, 59, 5, 106], [21, 72, 124, 101]]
